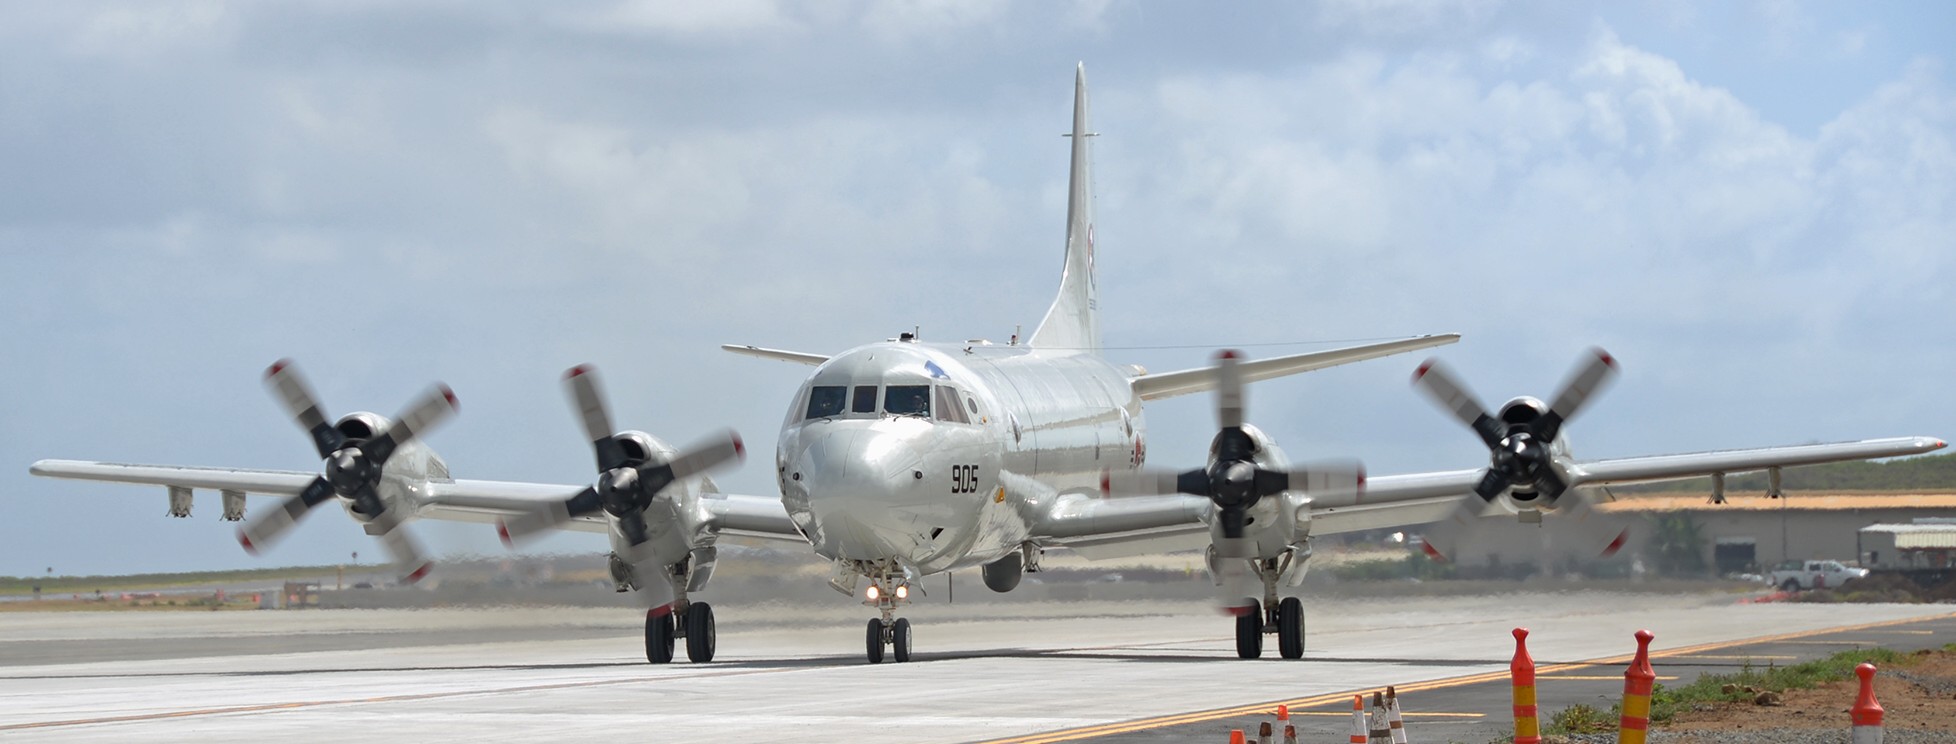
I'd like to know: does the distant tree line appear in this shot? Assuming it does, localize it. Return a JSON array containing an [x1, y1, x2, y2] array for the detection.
[[1618, 452, 1956, 493]]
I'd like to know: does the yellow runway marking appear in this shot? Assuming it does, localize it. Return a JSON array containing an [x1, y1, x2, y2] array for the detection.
[[1538, 675, 1679, 681], [1865, 630, 1936, 635], [1672, 655, 1796, 660], [1288, 711, 1484, 718], [976, 612, 1956, 744], [1778, 640, 1873, 645]]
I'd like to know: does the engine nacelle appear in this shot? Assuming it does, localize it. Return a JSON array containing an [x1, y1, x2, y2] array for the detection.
[[610, 431, 675, 467], [334, 412, 390, 443]]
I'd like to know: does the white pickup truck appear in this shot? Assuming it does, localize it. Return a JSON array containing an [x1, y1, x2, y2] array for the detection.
[[1765, 559, 1869, 592]]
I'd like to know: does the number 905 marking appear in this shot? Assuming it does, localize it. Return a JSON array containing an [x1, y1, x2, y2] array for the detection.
[[951, 464, 980, 494]]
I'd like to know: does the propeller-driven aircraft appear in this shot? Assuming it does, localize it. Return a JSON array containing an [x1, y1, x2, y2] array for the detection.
[[32, 65, 1945, 664]]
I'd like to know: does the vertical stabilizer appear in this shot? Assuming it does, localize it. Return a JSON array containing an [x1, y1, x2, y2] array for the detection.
[[1028, 64, 1100, 353]]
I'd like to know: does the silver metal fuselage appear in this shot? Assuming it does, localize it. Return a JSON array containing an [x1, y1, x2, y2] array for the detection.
[[776, 341, 1143, 574]]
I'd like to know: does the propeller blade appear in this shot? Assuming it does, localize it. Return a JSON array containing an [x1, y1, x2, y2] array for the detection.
[[1100, 469, 1183, 497], [1412, 359, 1504, 448], [1536, 348, 1618, 442], [1252, 460, 1365, 500], [617, 545, 678, 610], [360, 384, 458, 466], [370, 515, 434, 584], [564, 365, 629, 472], [1473, 469, 1512, 501], [660, 432, 746, 481], [1554, 487, 1632, 559], [1215, 350, 1244, 431], [497, 487, 605, 546], [238, 476, 336, 555], [264, 360, 344, 458]]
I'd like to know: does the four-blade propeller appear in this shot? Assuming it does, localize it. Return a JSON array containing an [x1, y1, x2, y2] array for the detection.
[[1103, 350, 1363, 560], [1410, 347, 1628, 562], [239, 360, 456, 583], [497, 365, 744, 606]]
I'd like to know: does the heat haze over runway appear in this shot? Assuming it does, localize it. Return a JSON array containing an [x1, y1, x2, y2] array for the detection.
[[2, 592, 1947, 743]]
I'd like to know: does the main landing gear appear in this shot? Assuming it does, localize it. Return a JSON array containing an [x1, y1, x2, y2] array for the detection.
[[626, 553, 716, 664], [860, 565, 914, 663], [1233, 556, 1305, 660]]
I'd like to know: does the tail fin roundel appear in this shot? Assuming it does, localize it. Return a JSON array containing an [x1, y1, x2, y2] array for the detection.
[[1028, 63, 1100, 353]]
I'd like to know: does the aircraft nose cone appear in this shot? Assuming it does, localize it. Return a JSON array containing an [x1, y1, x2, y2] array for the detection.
[[788, 425, 931, 559]]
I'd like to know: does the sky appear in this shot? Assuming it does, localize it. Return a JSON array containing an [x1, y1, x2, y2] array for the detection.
[[2, 1, 1952, 577]]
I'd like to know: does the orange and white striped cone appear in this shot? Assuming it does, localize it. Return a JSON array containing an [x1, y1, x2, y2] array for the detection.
[[1386, 685, 1407, 744], [1618, 629, 1656, 744], [1281, 723, 1297, 744], [1511, 627, 1540, 744], [1853, 662, 1884, 744], [1369, 690, 1390, 743], [1258, 721, 1273, 744], [1349, 694, 1368, 744]]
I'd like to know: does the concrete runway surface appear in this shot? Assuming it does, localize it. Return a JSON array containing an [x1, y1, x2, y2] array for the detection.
[[0, 592, 1947, 743]]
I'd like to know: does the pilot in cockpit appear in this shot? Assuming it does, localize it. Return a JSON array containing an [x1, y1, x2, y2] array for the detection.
[[888, 385, 930, 416]]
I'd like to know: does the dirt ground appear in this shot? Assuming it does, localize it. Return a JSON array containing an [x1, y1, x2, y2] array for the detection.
[[1662, 648, 1956, 736]]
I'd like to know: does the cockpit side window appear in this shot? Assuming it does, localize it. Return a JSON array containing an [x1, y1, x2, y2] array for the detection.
[[851, 385, 879, 414], [934, 386, 969, 423], [885, 385, 930, 417], [805, 386, 846, 420]]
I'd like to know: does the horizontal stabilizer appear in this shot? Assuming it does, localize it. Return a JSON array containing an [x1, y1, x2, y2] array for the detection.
[[1130, 334, 1461, 400], [721, 344, 830, 366]]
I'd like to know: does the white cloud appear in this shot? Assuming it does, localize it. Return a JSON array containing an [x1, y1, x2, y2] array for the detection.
[[553, 0, 798, 38], [67, 1, 236, 60]]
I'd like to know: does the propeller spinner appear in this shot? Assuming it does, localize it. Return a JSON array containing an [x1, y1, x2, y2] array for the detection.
[[238, 359, 457, 583]]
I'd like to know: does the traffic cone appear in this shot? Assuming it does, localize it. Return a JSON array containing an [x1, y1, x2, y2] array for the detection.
[[1853, 662, 1884, 744], [1369, 690, 1390, 743], [1386, 685, 1408, 744], [1258, 721, 1273, 744], [1511, 628, 1540, 744], [1349, 694, 1367, 744], [1282, 723, 1297, 744], [1229, 729, 1245, 744], [1617, 630, 1655, 744]]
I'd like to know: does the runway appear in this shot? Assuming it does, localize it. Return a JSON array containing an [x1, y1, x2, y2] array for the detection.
[[1, 592, 1947, 742]]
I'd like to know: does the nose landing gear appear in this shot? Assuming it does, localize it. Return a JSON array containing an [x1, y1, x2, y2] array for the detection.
[[860, 565, 914, 663]]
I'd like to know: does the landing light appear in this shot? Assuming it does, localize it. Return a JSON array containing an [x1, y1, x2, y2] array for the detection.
[[895, 584, 909, 600], [865, 585, 880, 601]]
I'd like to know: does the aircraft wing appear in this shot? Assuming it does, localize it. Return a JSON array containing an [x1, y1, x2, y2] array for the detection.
[[30, 459, 803, 543], [31, 459, 316, 495], [1311, 469, 1485, 535], [1032, 476, 1485, 558], [1565, 436, 1946, 487], [1130, 334, 1460, 401], [422, 479, 805, 543]]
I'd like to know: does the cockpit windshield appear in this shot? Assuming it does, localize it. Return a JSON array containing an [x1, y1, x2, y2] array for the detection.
[[805, 386, 846, 419], [884, 385, 930, 417]]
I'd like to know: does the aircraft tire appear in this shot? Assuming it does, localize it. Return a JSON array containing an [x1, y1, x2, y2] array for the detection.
[[1277, 597, 1304, 659], [1234, 599, 1263, 659], [684, 602, 716, 663], [865, 618, 886, 664], [892, 618, 913, 663], [645, 608, 675, 664]]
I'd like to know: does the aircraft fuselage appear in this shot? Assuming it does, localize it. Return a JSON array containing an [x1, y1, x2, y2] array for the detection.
[[776, 340, 1144, 574]]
